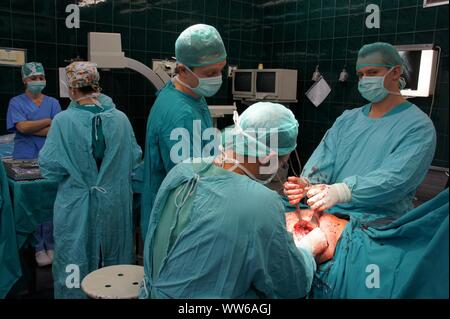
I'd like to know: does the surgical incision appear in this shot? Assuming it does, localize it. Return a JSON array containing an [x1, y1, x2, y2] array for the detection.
[[285, 210, 348, 264]]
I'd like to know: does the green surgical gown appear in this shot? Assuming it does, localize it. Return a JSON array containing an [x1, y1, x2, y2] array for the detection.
[[139, 158, 316, 299], [303, 102, 437, 222], [38, 94, 142, 299]]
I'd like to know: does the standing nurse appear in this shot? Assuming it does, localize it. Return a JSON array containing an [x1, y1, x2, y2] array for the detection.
[[284, 42, 437, 222], [6, 62, 61, 267], [141, 24, 227, 238], [7, 62, 61, 159]]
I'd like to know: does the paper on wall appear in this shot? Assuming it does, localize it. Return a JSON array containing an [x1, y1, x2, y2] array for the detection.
[[305, 76, 331, 107]]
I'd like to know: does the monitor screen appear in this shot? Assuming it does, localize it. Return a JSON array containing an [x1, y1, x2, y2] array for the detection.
[[398, 50, 421, 91], [234, 71, 253, 92], [256, 72, 276, 93]]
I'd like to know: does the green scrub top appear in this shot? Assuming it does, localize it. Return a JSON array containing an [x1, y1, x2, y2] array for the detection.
[[140, 81, 213, 241], [362, 100, 412, 117]]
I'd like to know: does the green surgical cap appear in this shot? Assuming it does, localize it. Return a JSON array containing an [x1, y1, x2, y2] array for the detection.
[[21, 62, 45, 79], [356, 42, 407, 74], [223, 102, 299, 158], [175, 24, 227, 67]]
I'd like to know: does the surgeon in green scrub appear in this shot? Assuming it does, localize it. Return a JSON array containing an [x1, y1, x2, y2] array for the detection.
[[284, 42, 436, 223], [141, 24, 227, 239], [139, 102, 328, 299]]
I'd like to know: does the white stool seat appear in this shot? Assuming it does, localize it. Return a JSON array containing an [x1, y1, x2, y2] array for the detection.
[[81, 265, 144, 299]]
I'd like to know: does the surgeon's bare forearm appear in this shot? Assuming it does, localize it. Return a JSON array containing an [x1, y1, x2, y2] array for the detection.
[[15, 119, 52, 134], [34, 126, 50, 136]]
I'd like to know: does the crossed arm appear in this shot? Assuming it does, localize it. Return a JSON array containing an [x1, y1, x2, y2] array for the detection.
[[15, 119, 52, 136]]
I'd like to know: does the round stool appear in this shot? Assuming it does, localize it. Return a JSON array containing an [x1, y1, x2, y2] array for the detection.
[[81, 265, 144, 299]]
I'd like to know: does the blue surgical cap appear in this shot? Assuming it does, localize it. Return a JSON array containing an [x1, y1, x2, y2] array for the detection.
[[175, 24, 227, 68], [21, 62, 45, 79], [356, 42, 407, 74], [223, 102, 299, 158]]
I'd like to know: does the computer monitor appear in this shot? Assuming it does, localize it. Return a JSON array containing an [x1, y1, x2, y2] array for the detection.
[[256, 72, 276, 93], [396, 44, 439, 97], [255, 69, 298, 101], [232, 69, 255, 98]]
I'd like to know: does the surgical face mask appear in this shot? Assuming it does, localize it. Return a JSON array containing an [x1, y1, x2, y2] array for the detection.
[[358, 67, 404, 103], [216, 145, 278, 185], [26, 80, 46, 94], [176, 66, 223, 97]]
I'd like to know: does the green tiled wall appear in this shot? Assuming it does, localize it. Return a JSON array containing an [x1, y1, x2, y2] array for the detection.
[[0, 0, 448, 167], [0, 0, 264, 146], [262, 0, 449, 167]]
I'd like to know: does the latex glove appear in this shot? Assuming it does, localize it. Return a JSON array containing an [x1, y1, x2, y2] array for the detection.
[[306, 183, 351, 212], [297, 208, 324, 223], [297, 228, 328, 257], [283, 177, 311, 205]]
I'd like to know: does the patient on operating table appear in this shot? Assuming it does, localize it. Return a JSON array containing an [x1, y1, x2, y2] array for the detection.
[[285, 210, 349, 264]]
